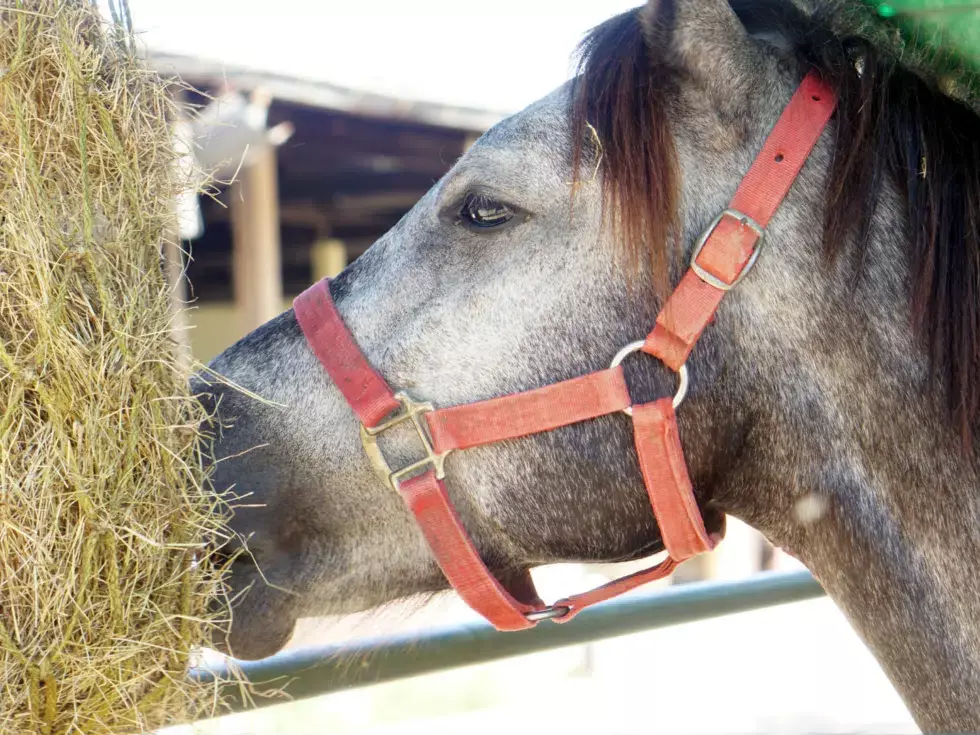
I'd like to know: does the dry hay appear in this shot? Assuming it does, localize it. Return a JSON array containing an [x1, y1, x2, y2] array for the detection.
[[0, 1, 237, 732]]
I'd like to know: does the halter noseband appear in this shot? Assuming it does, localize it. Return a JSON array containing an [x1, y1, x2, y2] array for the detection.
[[293, 73, 836, 631]]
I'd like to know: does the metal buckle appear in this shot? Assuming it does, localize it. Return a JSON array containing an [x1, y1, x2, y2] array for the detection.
[[690, 208, 766, 291], [360, 392, 451, 491], [610, 341, 689, 414], [525, 605, 570, 623]]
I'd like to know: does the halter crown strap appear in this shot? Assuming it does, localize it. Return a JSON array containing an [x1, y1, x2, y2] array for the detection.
[[292, 72, 837, 631]]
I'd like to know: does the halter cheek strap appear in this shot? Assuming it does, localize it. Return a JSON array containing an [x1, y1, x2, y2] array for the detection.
[[645, 73, 839, 369], [293, 72, 837, 631]]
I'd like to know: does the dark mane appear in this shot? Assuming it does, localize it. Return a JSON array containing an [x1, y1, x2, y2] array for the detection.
[[571, 10, 680, 296], [571, 2, 980, 448]]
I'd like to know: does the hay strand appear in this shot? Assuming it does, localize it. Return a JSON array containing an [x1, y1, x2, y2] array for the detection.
[[0, 1, 236, 731]]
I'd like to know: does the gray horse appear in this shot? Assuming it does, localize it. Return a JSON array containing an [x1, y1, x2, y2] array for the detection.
[[198, 0, 980, 730]]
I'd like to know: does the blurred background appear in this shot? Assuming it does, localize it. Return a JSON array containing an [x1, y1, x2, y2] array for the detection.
[[107, 1, 918, 732]]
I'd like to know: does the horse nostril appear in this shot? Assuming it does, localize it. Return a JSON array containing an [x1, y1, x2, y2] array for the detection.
[[206, 532, 252, 571], [209, 543, 231, 567]]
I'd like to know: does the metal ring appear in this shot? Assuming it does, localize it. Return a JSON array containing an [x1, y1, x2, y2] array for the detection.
[[609, 340, 689, 413], [524, 605, 570, 623]]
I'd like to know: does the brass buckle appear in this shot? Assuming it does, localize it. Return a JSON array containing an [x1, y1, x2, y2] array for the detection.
[[359, 392, 451, 492], [690, 208, 766, 291]]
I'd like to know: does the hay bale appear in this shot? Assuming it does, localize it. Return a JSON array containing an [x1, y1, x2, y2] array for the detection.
[[0, 1, 234, 732]]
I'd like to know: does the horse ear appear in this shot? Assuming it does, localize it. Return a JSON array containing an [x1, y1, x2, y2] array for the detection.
[[641, 0, 762, 112]]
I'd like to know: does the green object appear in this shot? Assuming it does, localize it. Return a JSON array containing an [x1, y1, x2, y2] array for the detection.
[[862, 0, 980, 90], [192, 570, 825, 713]]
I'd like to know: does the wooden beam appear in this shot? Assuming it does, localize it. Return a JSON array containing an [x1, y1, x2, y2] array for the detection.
[[274, 202, 330, 231], [278, 171, 443, 201], [312, 238, 347, 280], [230, 141, 283, 335], [277, 154, 443, 179], [210, 197, 414, 230], [332, 191, 425, 213], [285, 110, 468, 155]]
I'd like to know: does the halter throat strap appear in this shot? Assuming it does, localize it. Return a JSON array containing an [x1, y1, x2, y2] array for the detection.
[[293, 73, 836, 631]]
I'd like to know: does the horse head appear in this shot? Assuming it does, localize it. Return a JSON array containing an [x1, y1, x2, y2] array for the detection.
[[198, 1, 980, 729]]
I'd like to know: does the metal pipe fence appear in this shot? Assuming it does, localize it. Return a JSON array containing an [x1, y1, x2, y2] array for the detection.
[[192, 570, 825, 712]]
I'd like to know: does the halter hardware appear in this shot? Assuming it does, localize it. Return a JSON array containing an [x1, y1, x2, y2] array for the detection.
[[524, 605, 571, 622], [610, 340, 689, 414], [690, 208, 766, 291], [360, 392, 452, 491]]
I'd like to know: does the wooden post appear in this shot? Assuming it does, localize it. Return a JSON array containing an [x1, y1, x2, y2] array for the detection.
[[312, 238, 347, 281], [673, 550, 717, 583], [230, 142, 282, 336], [709, 516, 765, 580], [162, 238, 192, 370], [769, 546, 806, 571], [167, 99, 199, 369]]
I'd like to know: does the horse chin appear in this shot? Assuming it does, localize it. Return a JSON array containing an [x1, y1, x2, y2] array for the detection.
[[211, 586, 300, 661], [207, 554, 303, 660]]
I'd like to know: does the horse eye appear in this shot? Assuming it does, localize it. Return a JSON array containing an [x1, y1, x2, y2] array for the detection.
[[459, 194, 515, 229]]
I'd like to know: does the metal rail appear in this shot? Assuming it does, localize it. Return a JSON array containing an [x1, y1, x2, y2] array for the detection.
[[192, 570, 825, 712]]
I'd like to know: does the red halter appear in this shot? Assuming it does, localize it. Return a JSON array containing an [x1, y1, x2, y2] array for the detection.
[[294, 73, 837, 631]]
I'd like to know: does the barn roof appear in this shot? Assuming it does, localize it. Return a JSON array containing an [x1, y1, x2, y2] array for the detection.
[[146, 51, 509, 300], [148, 51, 510, 132]]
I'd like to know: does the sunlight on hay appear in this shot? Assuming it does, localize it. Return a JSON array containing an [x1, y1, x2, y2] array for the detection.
[[0, 1, 241, 732]]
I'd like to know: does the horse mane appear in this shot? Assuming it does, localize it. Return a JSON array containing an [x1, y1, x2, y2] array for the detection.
[[570, 10, 680, 297], [570, 2, 980, 449]]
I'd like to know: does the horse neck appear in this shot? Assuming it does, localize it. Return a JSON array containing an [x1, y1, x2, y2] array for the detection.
[[727, 198, 980, 730], [797, 453, 980, 731]]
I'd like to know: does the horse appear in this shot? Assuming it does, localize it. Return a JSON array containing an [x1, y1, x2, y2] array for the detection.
[[196, 0, 980, 730]]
